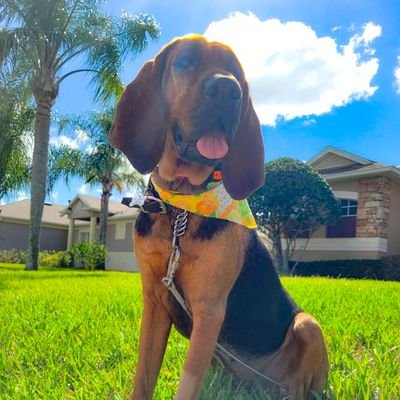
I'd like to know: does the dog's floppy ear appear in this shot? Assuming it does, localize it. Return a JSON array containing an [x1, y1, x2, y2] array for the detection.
[[109, 44, 174, 174], [221, 83, 265, 200]]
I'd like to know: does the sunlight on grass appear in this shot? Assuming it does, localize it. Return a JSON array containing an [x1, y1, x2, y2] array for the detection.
[[1, 263, 399, 399]]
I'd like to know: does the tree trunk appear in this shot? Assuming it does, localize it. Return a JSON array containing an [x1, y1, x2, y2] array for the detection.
[[282, 243, 291, 276], [99, 186, 111, 246], [26, 101, 52, 270], [271, 230, 288, 275], [98, 183, 112, 271]]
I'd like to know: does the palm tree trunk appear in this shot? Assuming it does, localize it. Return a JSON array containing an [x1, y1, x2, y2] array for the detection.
[[26, 101, 51, 270], [99, 187, 110, 246], [98, 183, 112, 271]]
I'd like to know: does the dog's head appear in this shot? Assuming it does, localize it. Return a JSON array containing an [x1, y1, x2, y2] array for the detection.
[[110, 34, 264, 200]]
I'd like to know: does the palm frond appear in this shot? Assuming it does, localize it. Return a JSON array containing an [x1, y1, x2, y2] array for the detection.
[[86, 12, 160, 102], [47, 144, 85, 192], [0, 66, 34, 199], [118, 13, 161, 59], [0, 27, 30, 65], [50, 109, 145, 195]]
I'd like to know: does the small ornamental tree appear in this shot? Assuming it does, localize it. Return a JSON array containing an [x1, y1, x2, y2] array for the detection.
[[249, 157, 341, 275]]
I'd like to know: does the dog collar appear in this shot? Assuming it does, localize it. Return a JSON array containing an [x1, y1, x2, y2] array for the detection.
[[151, 178, 257, 229]]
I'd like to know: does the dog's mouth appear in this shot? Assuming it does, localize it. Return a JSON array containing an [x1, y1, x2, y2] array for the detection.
[[173, 124, 230, 166]]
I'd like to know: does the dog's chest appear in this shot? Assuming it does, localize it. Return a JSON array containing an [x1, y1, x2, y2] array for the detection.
[[133, 211, 243, 332], [134, 210, 232, 270]]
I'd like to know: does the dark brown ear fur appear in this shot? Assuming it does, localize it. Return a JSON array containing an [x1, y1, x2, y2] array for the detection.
[[109, 44, 175, 174], [222, 84, 265, 200]]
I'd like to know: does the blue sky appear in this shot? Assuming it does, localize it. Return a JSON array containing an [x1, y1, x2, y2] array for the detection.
[[9, 0, 400, 205]]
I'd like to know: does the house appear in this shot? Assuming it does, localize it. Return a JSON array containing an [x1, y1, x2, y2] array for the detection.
[[292, 146, 400, 261], [0, 195, 140, 271]]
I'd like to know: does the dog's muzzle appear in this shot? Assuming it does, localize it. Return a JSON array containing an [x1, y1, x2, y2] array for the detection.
[[173, 74, 242, 165]]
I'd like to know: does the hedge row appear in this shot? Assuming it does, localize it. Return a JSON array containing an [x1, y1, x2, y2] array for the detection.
[[0, 241, 106, 270], [291, 256, 400, 281]]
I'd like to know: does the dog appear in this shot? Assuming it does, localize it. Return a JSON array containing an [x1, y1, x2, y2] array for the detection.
[[110, 34, 328, 400]]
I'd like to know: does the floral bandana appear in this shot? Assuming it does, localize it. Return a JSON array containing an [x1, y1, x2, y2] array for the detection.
[[151, 179, 257, 229]]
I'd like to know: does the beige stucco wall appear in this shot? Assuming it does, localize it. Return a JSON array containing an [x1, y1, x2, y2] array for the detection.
[[106, 221, 134, 252], [328, 179, 359, 193], [106, 251, 139, 271], [313, 154, 357, 170], [387, 181, 400, 255]]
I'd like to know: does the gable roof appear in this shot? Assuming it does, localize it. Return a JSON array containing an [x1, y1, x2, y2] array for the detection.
[[61, 194, 131, 215], [0, 195, 138, 227], [0, 199, 69, 226], [308, 146, 374, 170], [60, 194, 138, 220], [308, 146, 400, 183]]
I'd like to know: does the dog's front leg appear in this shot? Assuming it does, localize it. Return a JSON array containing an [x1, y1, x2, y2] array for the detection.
[[132, 295, 172, 400], [174, 304, 225, 400]]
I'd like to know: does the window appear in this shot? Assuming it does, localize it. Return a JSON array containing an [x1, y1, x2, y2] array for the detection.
[[340, 199, 358, 216], [327, 199, 358, 238], [79, 231, 89, 242], [115, 223, 126, 240]]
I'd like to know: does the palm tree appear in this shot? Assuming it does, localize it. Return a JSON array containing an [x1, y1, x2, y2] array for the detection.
[[0, 0, 160, 270], [48, 110, 145, 246]]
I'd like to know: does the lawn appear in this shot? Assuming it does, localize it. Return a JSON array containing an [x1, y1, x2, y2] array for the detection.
[[0, 263, 399, 399]]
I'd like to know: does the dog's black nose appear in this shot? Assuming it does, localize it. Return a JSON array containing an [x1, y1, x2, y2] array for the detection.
[[203, 74, 242, 102]]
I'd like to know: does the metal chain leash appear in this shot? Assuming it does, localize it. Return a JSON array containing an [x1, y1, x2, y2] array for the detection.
[[161, 210, 192, 316], [161, 209, 288, 393]]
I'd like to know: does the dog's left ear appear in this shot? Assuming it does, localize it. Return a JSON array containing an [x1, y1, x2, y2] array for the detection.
[[221, 83, 265, 200], [109, 41, 177, 174]]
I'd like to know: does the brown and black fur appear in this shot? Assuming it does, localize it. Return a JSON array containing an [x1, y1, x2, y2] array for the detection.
[[110, 34, 328, 400]]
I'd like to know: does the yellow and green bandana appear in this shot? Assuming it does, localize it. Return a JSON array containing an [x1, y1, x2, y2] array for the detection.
[[152, 179, 257, 229]]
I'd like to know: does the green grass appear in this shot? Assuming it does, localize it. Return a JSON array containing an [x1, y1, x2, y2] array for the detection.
[[1, 263, 399, 399]]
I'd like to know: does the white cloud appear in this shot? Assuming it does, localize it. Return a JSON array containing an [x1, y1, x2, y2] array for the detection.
[[49, 191, 59, 202], [302, 118, 316, 126], [16, 191, 29, 201], [50, 134, 80, 149], [79, 184, 89, 194], [49, 129, 91, 150], [395, 56, 400, 94], [204, 13, 381, 125], [0, 191, 29, 205]]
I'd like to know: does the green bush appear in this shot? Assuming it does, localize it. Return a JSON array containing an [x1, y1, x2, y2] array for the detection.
[[0, 249, 27, 263], [69, 241, 107, 270], [291, 255, 400, 281], [38, 250, 72, 268]]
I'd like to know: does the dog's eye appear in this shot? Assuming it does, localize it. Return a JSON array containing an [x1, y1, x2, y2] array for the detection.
[[173, 54, 195, 72]]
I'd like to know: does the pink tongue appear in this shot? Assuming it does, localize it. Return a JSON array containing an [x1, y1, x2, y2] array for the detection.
[[196, 135, 229, 159]]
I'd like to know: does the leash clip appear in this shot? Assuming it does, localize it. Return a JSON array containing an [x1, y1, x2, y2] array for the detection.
[[161, 276, 173, 288], [140, 196, 167, 214], [122, 196, 167, 214]]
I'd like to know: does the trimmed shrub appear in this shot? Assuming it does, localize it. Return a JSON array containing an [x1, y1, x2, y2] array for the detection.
[[0, 249, 27, 264], [38, 250, 72, 268], [291, 256, 400, 281], [69, 241, 107, 270]]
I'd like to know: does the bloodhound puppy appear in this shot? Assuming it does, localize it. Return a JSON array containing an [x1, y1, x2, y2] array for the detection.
[[110, 34, 328, 400]]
